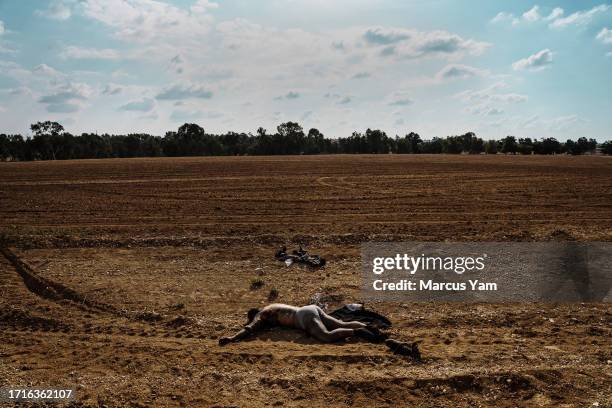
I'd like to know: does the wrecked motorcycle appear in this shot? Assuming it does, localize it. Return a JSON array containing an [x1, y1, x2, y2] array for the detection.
[[275, 245, 326, 267]]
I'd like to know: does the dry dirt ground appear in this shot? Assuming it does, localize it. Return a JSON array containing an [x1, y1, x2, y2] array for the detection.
[[0, 155, 611, 407]]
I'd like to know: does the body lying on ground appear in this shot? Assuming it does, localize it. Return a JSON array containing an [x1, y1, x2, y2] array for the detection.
[[218, 303, 384, 345]]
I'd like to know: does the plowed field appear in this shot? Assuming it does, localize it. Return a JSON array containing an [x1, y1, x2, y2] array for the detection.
[[1, 155, 610, 407]]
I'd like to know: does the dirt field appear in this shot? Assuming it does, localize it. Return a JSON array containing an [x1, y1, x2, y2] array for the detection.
[[1, 155, 611, 407]]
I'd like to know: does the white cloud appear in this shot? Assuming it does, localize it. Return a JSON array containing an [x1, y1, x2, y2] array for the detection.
[[286, 91, 300, 100], [491, 5, 608, 29], [435, 64, 488, 80], [38, 83, 92, 104], [363, 27, 411, 45], [338, 96, 352, 105], [0, 61, 32, 84], [102, 83, 123, 95], [485, 107, 504, 116], [275, 91, 300, 100], [491, 5, 549, 25], [0, 20, 10, 54], [0, 45, 15, 54], [519, 114, 585, 131], [467, 105, 504, 116], [7, 86, 32, 97], [522, 6, 541, 22], [324, 93, 353, 106], [490, 12, 519, 25], [545, 7, 564, 21], [0, 44, 17, 54], [35, 0, 73, 20], [74, 3, 491, 109], [170, 109, 201, 121], [32, 64, 67, 82], [33, 63, 62, 77], [111, 69, 130, 80], [351, 72, 370, 79], [60, 46, 121, 60], [169, 54, 184, 74], [156, 83, 213, 100], [491, 5, 588, 27], [387, 91, 414, 106], [491, 93, 528, 103], [38, 82, 93, 112], [456, 82, 528, 105], [216, 19, 329, 65], [596, 27, 612, 44], [170, 108, 222, 122], [549, 4, 610, 28], [82, 0, 214, 44], [190, 0, 219, 14], [7, 3, 498, 135], [331, 41, 345, 51], [118, 97, 155, 112], [512, 49, 553, 71], [547, 114, 584, 131], [359, 26, 490, 60]]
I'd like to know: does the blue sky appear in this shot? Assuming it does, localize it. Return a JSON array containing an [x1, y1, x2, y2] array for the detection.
[[0, 0, 611, 140]]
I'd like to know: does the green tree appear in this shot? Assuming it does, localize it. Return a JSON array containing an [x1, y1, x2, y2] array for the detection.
[[565, 139, 582, 155], [405, 132, 422, 153], [534, 137, 562, 155], [517, 138, 534, 155], [484, 140, 498, 154], [305, 128, 325, 154], [460, 132, 475, 153], [443, 136, 463, 154], [277, 122, 305, 154], [421, 137, 444, 153], [176, 123, 207, 155], [469, 136, 485, 154], [30, 121, 66, 160], [364, 128, 389, 153], [576, 137, 596, 154], [500, 136, 518, 154]]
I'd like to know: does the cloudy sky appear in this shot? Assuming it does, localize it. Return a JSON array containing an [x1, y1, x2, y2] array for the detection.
[[0, 0, 611, 140]]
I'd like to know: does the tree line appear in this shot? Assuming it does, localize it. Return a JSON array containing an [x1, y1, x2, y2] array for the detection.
[[1, 121, 611, 161]]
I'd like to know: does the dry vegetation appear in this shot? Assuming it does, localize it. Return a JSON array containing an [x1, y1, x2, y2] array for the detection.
[[1, 155, 611, 407]]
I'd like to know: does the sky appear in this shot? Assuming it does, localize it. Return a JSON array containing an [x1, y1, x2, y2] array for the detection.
[[0, 0, 611, 140]]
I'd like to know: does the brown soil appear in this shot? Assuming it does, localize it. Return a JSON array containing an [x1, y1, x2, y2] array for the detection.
[[0, 155, 610, 407]]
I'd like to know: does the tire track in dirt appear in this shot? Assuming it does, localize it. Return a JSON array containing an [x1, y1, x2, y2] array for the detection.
[[0, 246, 121, 316], [316, 176, 356, 191], [0, 246, 214, 341], [315, 175, 403, 196]]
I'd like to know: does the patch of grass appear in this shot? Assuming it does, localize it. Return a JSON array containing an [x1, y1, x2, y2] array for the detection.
[[268, 287, 279, 301], [250, 278, 265, 290]]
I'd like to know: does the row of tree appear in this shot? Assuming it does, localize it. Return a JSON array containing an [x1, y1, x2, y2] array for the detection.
[[1, 121, 610, 161]]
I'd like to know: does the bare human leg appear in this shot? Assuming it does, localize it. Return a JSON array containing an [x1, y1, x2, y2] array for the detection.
[[317, 309, 367, 330], [306, 317, 357, 342]]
